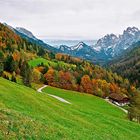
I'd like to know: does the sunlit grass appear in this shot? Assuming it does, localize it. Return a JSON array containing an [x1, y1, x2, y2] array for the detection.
[[0, 78, 140, 139]]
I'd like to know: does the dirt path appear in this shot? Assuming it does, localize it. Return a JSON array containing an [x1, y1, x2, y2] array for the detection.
[[37, 85, 71, 104], [37, 85, 48, 92], [105, 99, 128, 114], [48, 94, 71, 104]]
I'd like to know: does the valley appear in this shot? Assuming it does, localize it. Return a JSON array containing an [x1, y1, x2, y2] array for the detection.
[[0, 4, 140, 138]]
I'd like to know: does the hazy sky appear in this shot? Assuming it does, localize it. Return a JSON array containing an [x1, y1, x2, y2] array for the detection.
[[0, 0, 140, 40]]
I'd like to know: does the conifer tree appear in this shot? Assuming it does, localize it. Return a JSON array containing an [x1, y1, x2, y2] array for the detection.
[[21, 61, 32, 87]]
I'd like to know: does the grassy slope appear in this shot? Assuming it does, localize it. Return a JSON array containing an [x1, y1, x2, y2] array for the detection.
[[28, 57, 76, 69], [0, 78, 140, 140]]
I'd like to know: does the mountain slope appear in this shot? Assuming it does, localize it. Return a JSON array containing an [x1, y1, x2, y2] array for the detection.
[[16, 27, 37, 40], [15, 28, 59, 53], [109, 41, 140, 87], [4, 24, 59, 53], [0, 77, 140, 139]]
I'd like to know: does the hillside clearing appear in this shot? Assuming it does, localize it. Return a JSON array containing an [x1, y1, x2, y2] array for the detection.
[[28, 57, 76, 69]]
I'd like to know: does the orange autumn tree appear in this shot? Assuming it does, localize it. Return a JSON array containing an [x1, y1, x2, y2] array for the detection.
[[44, 68, 55, 85], [80, 75, 93, 94], [12, 51, 20, 61], [110, 83, 120, 94], [55, 53, 63, 60], [92, 79, 110, 97], [58, 71, 76, 90], [32, 68, 41, 82]]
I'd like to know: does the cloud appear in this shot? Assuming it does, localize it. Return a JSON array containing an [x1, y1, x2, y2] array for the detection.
[[0, 0, 140, 39]]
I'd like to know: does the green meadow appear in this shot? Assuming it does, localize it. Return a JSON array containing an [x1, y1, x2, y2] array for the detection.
[[28, 57, 76, 69], [0, 78, 140, 140]]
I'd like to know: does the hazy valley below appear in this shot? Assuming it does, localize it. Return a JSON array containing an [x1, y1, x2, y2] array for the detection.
[[43, 39, 97, 48]]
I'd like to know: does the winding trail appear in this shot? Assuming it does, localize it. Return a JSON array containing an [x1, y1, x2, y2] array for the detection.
[[37, 85, 48, 92], [37, 85, 128, 112], [37, 85, 71, 104]]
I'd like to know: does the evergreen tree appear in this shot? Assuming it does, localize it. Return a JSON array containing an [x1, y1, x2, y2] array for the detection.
[[37, 47, 45, 56], [21, 61, 32, 87], [11, 71, 16, 83], [0, 51, 4, 61], [4, 55, 18, 73], [4, 55, 14, 72], [0, 62, 4, 76]]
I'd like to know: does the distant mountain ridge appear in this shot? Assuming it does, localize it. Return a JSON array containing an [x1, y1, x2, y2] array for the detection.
[[93, 27, 140, 57], [58, 27, 140, 64], [4, 24, 59, 53], [43, 39, 96, 47], [58, 42, 98, 61], [5, 23, 140, 65], [16, 27, 37, 40]]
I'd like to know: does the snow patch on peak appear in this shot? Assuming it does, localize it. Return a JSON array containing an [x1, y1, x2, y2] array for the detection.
[[124, 27, 140, 36], [70, 42, 85, 50], [126, 27, 139, 32], [92, 45, 101, 52]]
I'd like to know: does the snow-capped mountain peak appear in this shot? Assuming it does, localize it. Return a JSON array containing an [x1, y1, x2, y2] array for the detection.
[[125, 27, 139, 34], [71, 42, 86, 50], [122, 27, 140, 37], [90, 26, 140, 60], [58, 26, 140, 65], [92, 34, 118, 53]]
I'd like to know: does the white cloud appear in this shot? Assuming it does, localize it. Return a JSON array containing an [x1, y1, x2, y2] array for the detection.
[[0, 0, 140, 39]]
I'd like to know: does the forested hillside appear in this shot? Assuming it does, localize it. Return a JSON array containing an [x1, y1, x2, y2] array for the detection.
[[0, 22, 140, 124], [0, 23, 135, 98], [0, 22, 55, 86], [109, 41, 140, 87]]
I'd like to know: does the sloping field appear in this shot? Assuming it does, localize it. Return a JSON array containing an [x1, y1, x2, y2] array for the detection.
[[0, 78, 140, 140]]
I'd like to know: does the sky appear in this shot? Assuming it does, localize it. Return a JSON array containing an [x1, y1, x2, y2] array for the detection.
[[0, 0, 140, 40]]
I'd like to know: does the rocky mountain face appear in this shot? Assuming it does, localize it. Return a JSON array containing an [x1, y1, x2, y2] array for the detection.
[[113, 27, 140, 56], [59, 42, 97, 60], [92, 34, 119, 61], [94, 27, 140, 56]]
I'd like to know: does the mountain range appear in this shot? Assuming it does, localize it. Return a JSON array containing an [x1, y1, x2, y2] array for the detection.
[[5, 23, 140, 65], [58, 27, 140, 64]]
